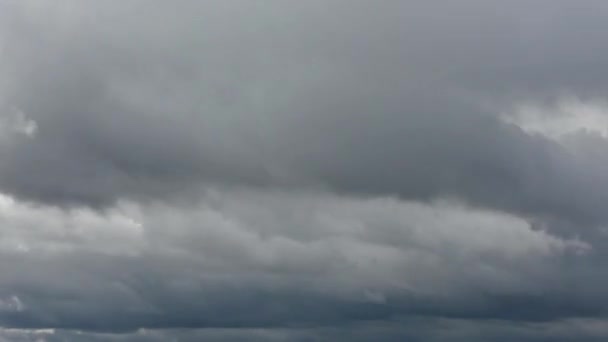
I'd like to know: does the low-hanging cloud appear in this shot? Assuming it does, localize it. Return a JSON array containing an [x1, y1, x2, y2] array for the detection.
[[0, 189, 592, 334], [1, 0, 608, 340]]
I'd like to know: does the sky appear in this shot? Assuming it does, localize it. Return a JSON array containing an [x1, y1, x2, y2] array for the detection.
[[1, 1, 608, 341]]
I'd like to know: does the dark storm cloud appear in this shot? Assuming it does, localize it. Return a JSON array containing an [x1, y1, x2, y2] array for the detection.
[[6, 318, 608, 342], [0, 0, 608, 226], [2, 1, 608, 341]]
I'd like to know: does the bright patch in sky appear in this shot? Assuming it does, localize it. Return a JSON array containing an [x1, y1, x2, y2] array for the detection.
[[504, 97, 608, 140]]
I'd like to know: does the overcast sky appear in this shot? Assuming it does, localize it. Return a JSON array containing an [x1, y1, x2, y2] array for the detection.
[[2, 1, 608, 341]]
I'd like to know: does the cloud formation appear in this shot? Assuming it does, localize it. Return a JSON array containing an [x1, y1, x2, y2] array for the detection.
[[0, 189, 593, 333], [1, 0, 608, 340]]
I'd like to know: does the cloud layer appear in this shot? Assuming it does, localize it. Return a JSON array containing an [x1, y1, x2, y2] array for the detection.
[[0, 189, 593, 333], [1, 1, 608, 340]]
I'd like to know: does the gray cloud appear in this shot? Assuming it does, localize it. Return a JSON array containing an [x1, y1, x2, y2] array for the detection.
[[7, 318, 608, 342], [1, 1, 608, 340], [1, 1, 608, 227], [0, 189, 594, 334]]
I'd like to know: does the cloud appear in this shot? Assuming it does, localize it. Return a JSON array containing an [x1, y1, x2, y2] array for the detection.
[[0, 107, 37, 140], [1, 1, 608, 340], [0, 188, 592, 334], [0, 1, 606, 228], [5, 318, 608, 342], [504, 97, 608, 140]]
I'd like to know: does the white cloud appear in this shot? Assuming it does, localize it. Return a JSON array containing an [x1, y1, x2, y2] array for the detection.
[[0, 295, 24, 312], [0, 193, 143, 256], [0, 107, 37, 139], [503, 97, 608, 140]]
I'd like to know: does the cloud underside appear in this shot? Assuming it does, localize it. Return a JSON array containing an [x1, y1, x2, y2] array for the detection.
[[6, 318, 608, 342], [1, 1, 608, 340], [0, 189, 597, 339]]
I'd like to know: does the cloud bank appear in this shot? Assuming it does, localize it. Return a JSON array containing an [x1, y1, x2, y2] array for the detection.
[[1, 1, 608, 340]]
